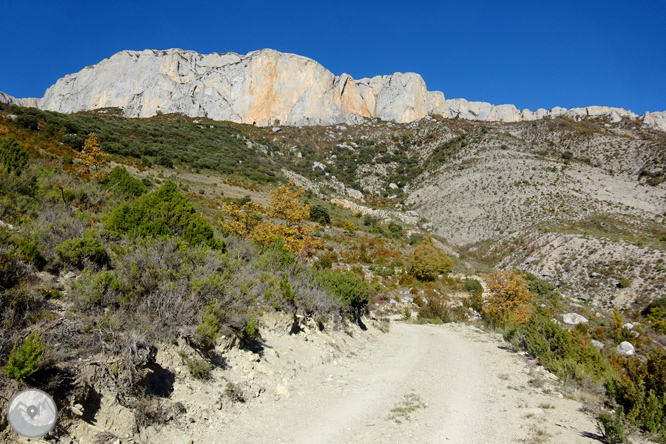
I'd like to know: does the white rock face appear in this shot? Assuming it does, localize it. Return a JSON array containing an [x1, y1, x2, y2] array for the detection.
[[444, 98, 647, 125], [644, 111, 666, 131], [0, 91, 39, 107], [35, 48, 446, 126], [562, 313, 589, 325], [3, 47, 664, 130]]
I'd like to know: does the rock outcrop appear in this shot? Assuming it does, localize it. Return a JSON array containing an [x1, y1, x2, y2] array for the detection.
[[34, 48, 446, 126], [444, 98, 643, 126], [2, 47, 664, 131], [0, 91, 39, 108]]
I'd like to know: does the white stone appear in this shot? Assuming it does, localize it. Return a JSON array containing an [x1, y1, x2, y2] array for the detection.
[[644, 111, 666, 132], [275, 384, 290, 398], [591, 340, 605, 349], [616, 341, 635, 356], [561, 313, 589, 325], [389, 183, 399, 190], [346, 188, 363, 200]]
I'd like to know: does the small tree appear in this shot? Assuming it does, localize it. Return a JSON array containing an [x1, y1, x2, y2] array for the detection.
[[310, 204, 331, 224], [0, 135, 29, 174], [4, 333, 44, 382], [409, 239, 453, 281], [221, 200, 265, 237], [254, 185, 317, 255], [482, 270, 534, 328], [80, 133, 109, 178]]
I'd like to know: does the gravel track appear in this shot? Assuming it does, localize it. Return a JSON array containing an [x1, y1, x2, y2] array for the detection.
[[184, 322, 604, 444]]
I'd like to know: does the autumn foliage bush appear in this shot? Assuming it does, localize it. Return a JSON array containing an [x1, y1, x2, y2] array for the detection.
[[481, 270, 534, 328], [409, 238, 453, 281], [221, 185, 319, 255]]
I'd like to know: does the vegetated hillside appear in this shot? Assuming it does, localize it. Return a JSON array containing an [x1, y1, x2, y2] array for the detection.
[[4, 101, 666, 442]]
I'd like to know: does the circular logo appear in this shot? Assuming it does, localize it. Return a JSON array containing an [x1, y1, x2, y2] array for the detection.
[[7, 389, 58, 438]]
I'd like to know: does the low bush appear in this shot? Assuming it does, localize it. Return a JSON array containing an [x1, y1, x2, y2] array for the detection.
[[3, 332, 44, 382], [505, 310, 611, 383], [597, 409, 627, 444], [523, 273, 560, 299], [618, 277, 631, 288], [606, 349, 666, 434], [418, 295, 448, 323], [55, 237, 109, 269], [178, 351, 211, 380], [104, 166, 147, 197], [17, 235, 43, 265], [316, 269, 370, 320], [0, 247, 30, 290], [309, 204, 330, 224], [462, 279, 483, 295], [105, 180, 224, 250], [409, 242, 453, 281], [481, 270, 534, 328], [0, 135, 29, 174]]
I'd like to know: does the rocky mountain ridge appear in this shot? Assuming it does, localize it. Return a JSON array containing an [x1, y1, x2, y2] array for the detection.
[[2, 48, 665, 130]]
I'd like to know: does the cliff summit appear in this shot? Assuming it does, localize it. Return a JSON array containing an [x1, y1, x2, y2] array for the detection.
[[2, 48, 665, 130]]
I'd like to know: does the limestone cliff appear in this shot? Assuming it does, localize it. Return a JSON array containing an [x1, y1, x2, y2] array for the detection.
[[1, 47, 664, 131], [33, 48, 446, 126]]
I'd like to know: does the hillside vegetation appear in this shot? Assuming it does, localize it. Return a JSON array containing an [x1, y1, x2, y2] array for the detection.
[[2, 102, 666, 442]]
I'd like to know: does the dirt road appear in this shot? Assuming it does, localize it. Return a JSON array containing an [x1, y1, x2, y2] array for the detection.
[[176, 322, 603, 444]]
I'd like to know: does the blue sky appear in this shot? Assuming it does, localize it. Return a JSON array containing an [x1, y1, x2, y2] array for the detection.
[[1, 0, 664, 114]]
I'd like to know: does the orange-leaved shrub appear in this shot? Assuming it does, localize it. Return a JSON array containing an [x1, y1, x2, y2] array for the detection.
[[482, 270, 534, 328]]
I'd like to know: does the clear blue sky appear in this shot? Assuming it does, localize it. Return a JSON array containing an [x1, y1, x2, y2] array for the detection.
[[1, 0, 664, 114]]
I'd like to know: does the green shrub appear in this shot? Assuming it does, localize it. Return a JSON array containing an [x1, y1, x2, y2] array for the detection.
[[505, 310, 611, 383], [17, 235, 42, 265], [618, 277, 631, 288], [562, 151, 574, 160], [363, 215, 379, 227], [55, 237, 109, 269], [105, 181, 224, 250], [309, 204, 330, 224], [387, 222, 403, 236], [196, 300, 222, 349], [462, 279, 483, 295], [104, 166, 147, 197], [408, 233, 424, 245], [525, 276, 559, 299], [418, 296, 448, 323], [14, 114, 38, 131], [606, 349, 666, 434], [4, 333, 44, 382], [597, 409, 627, 444], [0, 135, 29, 174], [644, 297, 666, 316], [0, 248, 29, 290], [317, 270, 370, 320], [224, 382, 245, 403], [314, 254, 333, 270], [178, 351, 211, 380]]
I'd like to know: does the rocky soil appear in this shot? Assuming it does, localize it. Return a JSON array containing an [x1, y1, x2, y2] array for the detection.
[[24, 315, 645, 444]]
